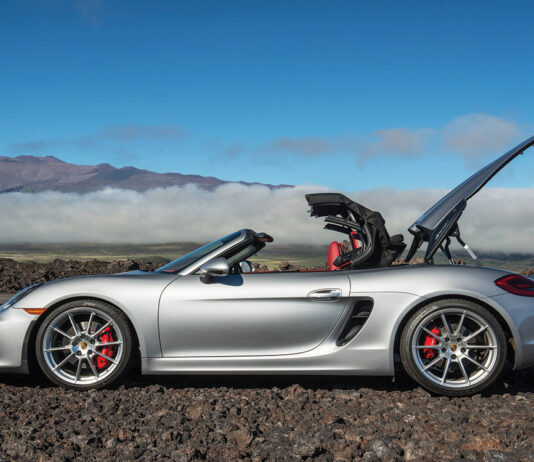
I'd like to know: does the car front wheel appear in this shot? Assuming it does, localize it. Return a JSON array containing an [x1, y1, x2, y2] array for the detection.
[[36, 299, 133, 390], [400, 299, 507, 396]]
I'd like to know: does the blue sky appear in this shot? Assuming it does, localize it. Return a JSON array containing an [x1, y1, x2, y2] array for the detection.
[[1, 0, 533, 191]]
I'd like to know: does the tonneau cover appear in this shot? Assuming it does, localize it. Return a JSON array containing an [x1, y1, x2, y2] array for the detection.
[[407, 136, 534, 262]]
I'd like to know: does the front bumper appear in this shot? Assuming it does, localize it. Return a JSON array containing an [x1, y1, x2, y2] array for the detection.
[[0, 308, 35, 373]]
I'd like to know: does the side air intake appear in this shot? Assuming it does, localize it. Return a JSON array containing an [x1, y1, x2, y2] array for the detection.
[[336, 299, 373, 346]]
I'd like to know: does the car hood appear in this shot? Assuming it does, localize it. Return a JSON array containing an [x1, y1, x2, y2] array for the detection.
[[11, 269, 177, 310], [406, 136, 534, 262], [26, 269, 175, 291]]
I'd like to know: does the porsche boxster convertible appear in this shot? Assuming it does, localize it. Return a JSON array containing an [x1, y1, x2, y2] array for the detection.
[[1, 137, 533, 396]]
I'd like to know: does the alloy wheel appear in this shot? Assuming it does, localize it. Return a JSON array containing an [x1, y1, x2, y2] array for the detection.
[[401, 299, 507, 396], [41, 307, 125, 385], [411, 307, 499, 389]]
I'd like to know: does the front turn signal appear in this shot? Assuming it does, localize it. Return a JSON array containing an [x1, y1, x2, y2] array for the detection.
[[23, 308, 48, 315]]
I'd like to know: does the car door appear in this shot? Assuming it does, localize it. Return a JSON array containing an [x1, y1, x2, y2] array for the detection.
[[158, 271, 351, 357]]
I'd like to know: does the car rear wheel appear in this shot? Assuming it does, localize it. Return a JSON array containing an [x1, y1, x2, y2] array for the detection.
[[400, 299, 506, 396], [36, 299, 133, 390]]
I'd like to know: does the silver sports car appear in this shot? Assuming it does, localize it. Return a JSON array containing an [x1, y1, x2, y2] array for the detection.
[[1, 137, 533, 396]]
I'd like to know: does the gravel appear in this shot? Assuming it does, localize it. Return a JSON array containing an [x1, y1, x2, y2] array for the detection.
[[0, 371, 533, 461], [0, 259, 533, 461]]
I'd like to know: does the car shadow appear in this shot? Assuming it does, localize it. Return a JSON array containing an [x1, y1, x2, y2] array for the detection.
[[123, 373, 418, 392], [1, 367, 533, 397], [0, 371, 415, 392]]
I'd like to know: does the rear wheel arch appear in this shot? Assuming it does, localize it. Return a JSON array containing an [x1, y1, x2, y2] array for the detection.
[[393, 295, 514, 365]]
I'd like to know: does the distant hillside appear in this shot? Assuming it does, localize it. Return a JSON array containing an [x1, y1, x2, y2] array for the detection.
[[0, 155, 291, 193]]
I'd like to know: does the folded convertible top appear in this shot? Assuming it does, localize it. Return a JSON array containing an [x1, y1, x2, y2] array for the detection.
[[306, 193, 405, 269], [306, 193, 392, 248]]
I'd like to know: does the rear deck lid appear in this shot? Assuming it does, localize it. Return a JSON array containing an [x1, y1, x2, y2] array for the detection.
[[407, 136, 534, 262]]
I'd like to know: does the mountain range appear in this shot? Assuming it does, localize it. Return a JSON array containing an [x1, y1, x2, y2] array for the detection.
[[0, 155, 290, 193]]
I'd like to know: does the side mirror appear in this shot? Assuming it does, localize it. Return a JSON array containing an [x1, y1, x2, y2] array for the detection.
[[239, 260, 255, 273], [199, 258, 230, 283]]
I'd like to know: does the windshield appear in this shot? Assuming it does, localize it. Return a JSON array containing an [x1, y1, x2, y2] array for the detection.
[[157, 231, 242, 274]]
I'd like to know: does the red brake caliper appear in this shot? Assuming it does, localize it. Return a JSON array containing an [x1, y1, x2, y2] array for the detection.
[[423, 327, 441, 359], [96, 326, 114, 369]]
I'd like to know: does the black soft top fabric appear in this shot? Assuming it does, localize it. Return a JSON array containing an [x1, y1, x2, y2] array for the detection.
[[306, 193, 406, 268], [306, 193, 394, 250]]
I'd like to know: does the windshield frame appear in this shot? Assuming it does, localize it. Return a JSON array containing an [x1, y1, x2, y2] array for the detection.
[[156, 230, 246, 275]]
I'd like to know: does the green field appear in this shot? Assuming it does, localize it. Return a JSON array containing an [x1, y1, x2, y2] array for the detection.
[[0, 242, 196, 265], [0, 243, 532, 272]]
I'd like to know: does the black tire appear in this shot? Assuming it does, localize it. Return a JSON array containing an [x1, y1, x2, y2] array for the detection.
[[400, 299, 507, 397], [36, 299, 133, 390]]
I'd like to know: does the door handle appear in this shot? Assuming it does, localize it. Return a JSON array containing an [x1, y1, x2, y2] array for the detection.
[[308, 288, 343, 302]]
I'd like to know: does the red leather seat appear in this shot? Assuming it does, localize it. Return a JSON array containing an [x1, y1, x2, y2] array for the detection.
[[350, 230, 361, 249], [328, 241, 344, 271]]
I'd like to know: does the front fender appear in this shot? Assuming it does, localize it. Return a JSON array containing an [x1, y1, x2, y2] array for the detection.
[[12, 273, 177, 358]]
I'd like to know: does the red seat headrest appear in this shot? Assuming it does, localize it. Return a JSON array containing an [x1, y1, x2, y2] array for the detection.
[[328, 241, 344, 271]]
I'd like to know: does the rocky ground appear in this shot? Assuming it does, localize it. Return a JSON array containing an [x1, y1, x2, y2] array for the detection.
[[0, 259, 533, 461], [0, 258, 155, 293], [0, 371, 533, 462]]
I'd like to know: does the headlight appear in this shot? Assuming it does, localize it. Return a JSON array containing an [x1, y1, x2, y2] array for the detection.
[[0, 283, 43, 313]]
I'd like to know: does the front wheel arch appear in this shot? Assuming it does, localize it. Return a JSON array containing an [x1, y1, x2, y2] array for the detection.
[[26, 296, 141, 376], [393, 295, 514, 367]]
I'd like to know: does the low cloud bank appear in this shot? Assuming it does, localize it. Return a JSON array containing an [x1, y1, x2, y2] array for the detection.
[[0, 184, 532, 253]]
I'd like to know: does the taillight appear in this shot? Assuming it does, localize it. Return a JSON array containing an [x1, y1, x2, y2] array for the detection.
[[495, 274, 534, 297]]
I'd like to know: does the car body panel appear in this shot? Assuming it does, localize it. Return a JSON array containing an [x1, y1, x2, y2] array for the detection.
[[13, 271, 177, 358], [347, 264, 506, 297], [0, 307, 35, 372], [146, 292, 419, 376], [159, 271, 351, 357], [6, 262, 534, 377], [484, 292, 534, 369]]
